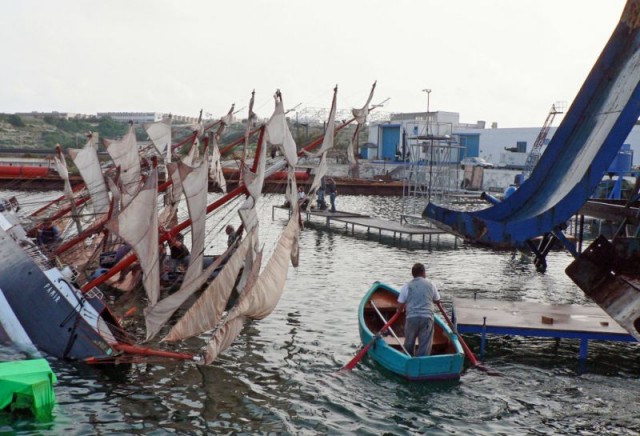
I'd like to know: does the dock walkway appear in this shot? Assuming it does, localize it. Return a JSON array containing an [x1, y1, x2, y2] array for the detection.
[[272, 206, 445, 247], [452, 297, 638, 359]]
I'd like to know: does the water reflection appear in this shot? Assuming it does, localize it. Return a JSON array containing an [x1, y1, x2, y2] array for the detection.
[[2, 192, 640, 433]]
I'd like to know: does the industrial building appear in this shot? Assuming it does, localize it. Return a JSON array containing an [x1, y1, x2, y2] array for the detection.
[[367, 111, 640, 169]]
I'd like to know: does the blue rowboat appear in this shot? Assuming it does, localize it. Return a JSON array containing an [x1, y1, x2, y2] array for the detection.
[[358, 281, 465, 381]]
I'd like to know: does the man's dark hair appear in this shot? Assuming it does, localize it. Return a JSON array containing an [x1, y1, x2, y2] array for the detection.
[[412, 263, 425, 278]]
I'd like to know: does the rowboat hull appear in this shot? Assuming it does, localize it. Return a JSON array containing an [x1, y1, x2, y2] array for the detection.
[[358, 281, 464, 381]]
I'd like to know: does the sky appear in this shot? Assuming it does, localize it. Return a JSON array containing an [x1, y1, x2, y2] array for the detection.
[[0, 0, 629, 127]]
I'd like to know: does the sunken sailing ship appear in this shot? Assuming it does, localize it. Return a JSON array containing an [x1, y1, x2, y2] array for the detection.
[[1, 84, 375, 364]]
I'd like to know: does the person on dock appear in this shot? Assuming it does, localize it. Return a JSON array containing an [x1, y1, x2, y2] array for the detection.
[[316, 186, 327, 210], [397, 262, 441, 356], [297, 186, 309, 211], [327, 177, 337, 213]]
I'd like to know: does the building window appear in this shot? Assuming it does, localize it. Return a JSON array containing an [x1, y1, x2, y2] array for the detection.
[[517, 141, 527, 153]]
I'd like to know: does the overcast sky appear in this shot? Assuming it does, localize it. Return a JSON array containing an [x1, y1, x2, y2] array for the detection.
[[0, 0, 628, 127]]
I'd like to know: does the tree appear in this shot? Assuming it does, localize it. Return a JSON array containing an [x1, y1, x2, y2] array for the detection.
[[6, 114, 25, 128]]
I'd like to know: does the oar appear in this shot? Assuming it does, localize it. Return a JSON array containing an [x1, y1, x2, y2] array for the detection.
[[371, 301, 411, 356], [436, 301, 501, 376], [340, 310, 402, 372]]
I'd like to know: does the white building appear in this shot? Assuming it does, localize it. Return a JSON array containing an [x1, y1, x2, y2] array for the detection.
[[97, 112, 164, 124], [367, 111, 640, 169]]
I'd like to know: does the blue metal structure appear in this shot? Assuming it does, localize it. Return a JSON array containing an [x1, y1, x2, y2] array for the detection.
[[424, 4, 640, 247], [379, 124, 401, 160], [358, 281, 465, 381], [458, 133, 480, 159], [456, 320, 637, 360]]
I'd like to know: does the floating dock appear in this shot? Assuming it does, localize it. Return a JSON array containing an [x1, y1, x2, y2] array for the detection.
[[453, 297, 638, 360], [272, 206, 445, 247]]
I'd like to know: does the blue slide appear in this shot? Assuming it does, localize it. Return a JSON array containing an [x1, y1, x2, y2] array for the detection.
[[424, 2, 640, 247]]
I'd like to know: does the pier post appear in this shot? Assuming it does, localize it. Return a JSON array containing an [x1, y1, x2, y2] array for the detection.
[[579, 338, 589, 360], [480, 317, 487, 358]]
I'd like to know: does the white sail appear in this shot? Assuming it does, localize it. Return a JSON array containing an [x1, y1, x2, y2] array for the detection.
[[143, 238, 238, 341], [178, 146, 209, 286], [265, 91, 298, 167], [105, 176, 122, 218], [162, 228, 256, 342], [54, 148, 82, 234], [242, 128, 267, 207], [209, 135, 227, 193], [202, 316, 246, 364], [202, 212, 301, 364], [308, 152, 328, 195], [105, 168, 160, 306], [226, 214, 299, 322], [104, 126, 141, 205], [351, 81, 376, 125], [68, 136, 110, 215], [304, 86, 338, 158], [144, 118, 172, 157], [166, 162, 183, 205], [183, 137, 200, 166]]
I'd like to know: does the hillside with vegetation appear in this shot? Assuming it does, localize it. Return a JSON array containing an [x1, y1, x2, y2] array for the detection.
[[0, 113, 367, 161]]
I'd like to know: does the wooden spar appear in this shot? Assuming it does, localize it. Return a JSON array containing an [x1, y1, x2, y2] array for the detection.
[[54, 216, 109, 255], [219, 125, 263, 156], [78, 134, 260, 293], [111, 343, 196, 361], [30, 182, 86, 217], [170, 119, 222, 152], [79, 112, 360, 292], [45, 194, 91, 222]]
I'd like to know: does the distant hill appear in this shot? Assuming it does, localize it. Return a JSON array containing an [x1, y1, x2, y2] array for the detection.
[[0, 113, 365, 157]]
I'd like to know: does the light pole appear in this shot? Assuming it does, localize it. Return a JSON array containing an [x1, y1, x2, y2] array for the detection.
[[422, 88, 431, 134], [422, 88, 433, 200]]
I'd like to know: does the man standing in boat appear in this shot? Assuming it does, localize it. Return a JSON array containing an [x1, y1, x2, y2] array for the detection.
[[397, 263, 441, 356]]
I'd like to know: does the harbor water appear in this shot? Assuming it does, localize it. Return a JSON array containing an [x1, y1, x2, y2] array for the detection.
[[2, 193, 640, 434]]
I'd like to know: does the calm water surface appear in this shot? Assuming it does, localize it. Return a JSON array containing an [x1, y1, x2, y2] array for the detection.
[[2, 193, 639, 434]]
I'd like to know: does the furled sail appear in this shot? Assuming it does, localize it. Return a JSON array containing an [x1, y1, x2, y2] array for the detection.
[[144, 118, 172, 158], [104, 125, 142, 205], [265, 91, 298, 168], [68, 136, 110, 215], [162, 228, 256, 342], [105, 168, 160, 306]]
